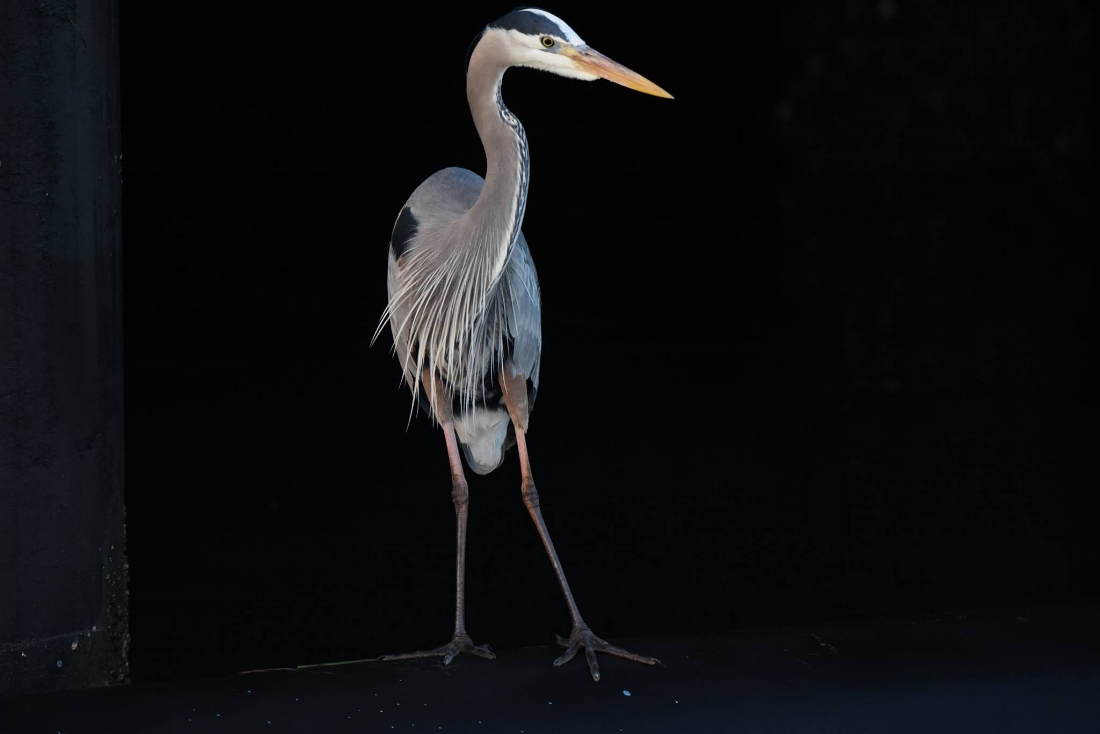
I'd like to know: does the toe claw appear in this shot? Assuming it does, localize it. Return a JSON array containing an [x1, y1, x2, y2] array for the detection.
[[585, 645, 600, 682], [553, 637, 580, 667], [471, 645, 496, 660]]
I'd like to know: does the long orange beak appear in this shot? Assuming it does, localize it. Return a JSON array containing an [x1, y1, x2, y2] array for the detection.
[[566, 46, 673, 99]]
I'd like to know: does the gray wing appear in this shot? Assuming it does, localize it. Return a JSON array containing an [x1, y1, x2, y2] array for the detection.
[[501, 231, 542, 398], [383, 167, 485, 395], [382, 166, 541, 403]]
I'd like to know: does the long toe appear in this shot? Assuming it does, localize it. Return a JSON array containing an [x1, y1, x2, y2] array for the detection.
[[553, 625, 660, 682], [379, 633, 496, 664]]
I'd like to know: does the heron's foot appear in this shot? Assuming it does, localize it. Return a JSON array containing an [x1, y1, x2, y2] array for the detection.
[[553, 624, 660, 682], [378, 633, 496, 665]]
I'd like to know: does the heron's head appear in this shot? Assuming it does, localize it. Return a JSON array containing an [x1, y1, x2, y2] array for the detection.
[[468, 7, 672, 99]]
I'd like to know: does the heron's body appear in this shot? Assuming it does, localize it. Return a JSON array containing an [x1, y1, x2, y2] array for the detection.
[[375, 8, 671, 682], [385, 167, 541, 474]]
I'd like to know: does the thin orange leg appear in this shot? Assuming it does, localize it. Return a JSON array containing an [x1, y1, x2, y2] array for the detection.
[[501, 367, 659, 682], [378, 374, 494, 665]]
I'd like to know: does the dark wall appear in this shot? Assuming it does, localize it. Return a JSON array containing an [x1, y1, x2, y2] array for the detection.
[[0, 1, 128, 695], [118, 1, 1095, 681]]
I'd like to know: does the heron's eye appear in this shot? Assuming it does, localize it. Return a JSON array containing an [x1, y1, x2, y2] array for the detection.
[[540, 36, 555, 48]]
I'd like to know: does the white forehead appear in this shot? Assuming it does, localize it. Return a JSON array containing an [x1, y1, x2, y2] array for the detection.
[[520, 8, 586, 45]]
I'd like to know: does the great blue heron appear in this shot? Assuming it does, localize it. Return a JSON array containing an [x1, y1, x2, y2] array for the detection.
[[374, 7, 671, 682]]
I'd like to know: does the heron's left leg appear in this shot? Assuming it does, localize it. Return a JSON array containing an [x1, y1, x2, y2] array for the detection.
[[500, 367, 660, 682]]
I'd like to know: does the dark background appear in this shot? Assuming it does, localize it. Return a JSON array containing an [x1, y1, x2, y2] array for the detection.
[[119, 1, 1095, 682]]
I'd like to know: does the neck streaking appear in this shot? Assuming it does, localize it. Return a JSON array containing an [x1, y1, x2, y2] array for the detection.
[[466, 50, 530, 288], [494, 81, 530, 260]]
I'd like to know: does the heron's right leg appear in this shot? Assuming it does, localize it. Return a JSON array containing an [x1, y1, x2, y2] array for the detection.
[[378, 373, 495, 665], [499, 366, 659, 681]]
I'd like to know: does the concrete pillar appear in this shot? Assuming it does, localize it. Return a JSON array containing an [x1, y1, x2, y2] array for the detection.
[[0, 0, 129, 695]]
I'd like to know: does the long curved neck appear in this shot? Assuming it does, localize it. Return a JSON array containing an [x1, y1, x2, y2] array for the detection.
[[465, 37, 530, 278]]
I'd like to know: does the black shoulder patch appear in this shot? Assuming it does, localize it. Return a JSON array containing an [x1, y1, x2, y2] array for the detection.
[[390, 206, 418, 260], [489, 8, 565, 38]]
